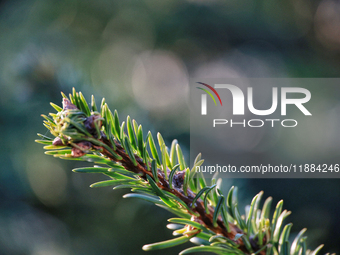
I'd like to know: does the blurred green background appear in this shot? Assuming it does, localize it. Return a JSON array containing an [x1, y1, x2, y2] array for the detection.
[[1, 0, 340, 254]]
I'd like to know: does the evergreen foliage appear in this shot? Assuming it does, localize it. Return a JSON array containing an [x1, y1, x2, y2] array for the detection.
[[36, 89, 329, 255]]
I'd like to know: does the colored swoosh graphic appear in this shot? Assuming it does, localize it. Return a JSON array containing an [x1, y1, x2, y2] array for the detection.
[[197, 87, 217, 105], [196, 82, 223, 106]]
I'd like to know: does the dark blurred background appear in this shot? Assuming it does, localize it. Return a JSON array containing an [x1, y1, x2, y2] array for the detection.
[[0, 0, 340, 254]]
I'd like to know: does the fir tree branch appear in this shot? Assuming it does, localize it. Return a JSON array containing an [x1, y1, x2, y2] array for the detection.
[[36, 89, 328, 255]]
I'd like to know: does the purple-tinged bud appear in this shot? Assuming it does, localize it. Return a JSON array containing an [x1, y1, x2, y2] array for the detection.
[[84, 114, 102, 135], [62, 98, 78, 111], [52, 137, 64, 146], [172, 170, 186, 189], [71, 141, 92, 157]]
